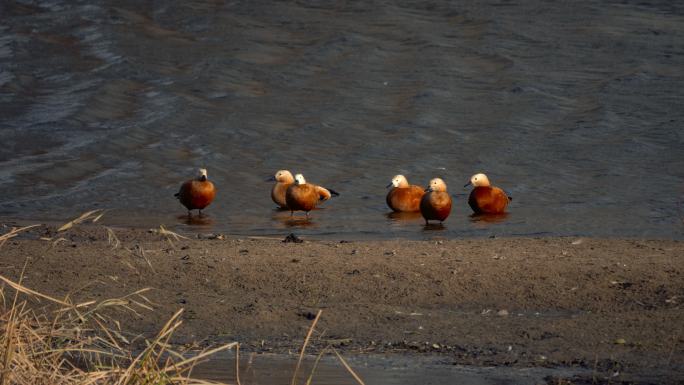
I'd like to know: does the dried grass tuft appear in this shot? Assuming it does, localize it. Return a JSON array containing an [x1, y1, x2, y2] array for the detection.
[[0, 225, 40, 249], [58, 210, 106, 232], [0, 271, 235, 385]]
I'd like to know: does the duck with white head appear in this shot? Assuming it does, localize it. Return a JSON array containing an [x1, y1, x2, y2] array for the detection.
[[175, 168, 216, 216], [464, 173, 511, 214], [285, 173, 339, 218], [267, 169, 295, 209], [420, 178, 452, 225], [386, 174, 425, 212]]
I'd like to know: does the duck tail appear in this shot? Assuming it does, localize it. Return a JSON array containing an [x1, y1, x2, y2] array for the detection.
[[328, 189, 340, 197], [174, 192, 180, 199]]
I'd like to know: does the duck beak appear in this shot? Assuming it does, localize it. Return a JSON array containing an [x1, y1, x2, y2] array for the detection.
[[200, 175, 207, 182], [265, 176, 276, 182], [425, 187, 433, 192], [386, 182, 393, 188], [463, 181, 472, 188]]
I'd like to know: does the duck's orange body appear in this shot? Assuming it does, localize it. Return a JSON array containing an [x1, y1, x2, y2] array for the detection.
[[286, 184, 320, 213], [175, 168, 215, 214], [420, 178, 452, 224], [271, 182, 292, 208], [387, 185, 424, 212], [420, 191, 452, 223], [176, 179, 216, 212], [468, 186, 510, 214], [285, 174, 338, 216]]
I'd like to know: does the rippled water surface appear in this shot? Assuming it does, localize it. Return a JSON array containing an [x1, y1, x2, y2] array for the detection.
[[1, 0, 683, 239]]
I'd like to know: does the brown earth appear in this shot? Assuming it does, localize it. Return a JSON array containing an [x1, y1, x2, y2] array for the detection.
[[1, 223, 683, 383]]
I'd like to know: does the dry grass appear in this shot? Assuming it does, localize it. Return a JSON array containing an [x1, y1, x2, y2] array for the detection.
[[293, 310, 366, 385], [155, 225, 190, 249], [58, 210, 106, 232], [0, 270, 235, 385], [0, 225, 40, 249]]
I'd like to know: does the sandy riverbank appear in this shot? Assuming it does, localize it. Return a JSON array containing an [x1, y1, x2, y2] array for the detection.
[[1, 223, 682, 383]]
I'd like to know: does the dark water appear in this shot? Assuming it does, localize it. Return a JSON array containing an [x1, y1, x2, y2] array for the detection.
[[1, 0, 683, 239], [194, 352, 589, 385]]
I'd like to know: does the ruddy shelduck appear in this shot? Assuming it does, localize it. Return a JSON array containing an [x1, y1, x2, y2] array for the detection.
[[267, 169, 295, 209], [285, 174, 339, 217], [386, 174, 425, 212], [175, 168, 216, 216], [464, 173, 511, 214], [420, 178, 452, 224]]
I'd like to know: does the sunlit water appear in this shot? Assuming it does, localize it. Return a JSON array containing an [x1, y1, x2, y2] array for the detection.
[[1, 1, 683, 239]]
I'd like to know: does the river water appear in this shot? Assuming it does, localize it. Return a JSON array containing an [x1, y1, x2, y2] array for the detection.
[[1, 0, 683, 239], [194, 352, 589, 385]]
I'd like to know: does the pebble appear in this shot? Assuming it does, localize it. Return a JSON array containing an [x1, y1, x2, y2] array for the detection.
[[497, 309, 509, 317], [283, 233, 303, 243]]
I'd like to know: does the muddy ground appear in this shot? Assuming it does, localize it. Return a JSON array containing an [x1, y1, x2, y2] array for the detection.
[[1, 223, 682, 384]]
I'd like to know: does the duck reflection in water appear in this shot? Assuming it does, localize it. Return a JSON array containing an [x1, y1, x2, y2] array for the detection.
[[386, 211, 423, 221], [177, 213, 215, 226], [271, 209, 319, 228], [469, 212, 510, 225]]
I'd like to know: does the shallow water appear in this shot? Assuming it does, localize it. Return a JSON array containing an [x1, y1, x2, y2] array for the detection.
[[1, 0, 683, 239], [194, 352, 587, 385]]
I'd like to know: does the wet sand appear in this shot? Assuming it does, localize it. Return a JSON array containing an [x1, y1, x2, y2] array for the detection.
[[1, 223, 682, 383]]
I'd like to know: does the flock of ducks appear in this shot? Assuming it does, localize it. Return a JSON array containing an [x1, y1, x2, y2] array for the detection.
[[175, 169, 511, 225]]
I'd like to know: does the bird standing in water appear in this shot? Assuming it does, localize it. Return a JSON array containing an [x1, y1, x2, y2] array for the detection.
[[285, 173, 338, 218], [420, 178, 452, 225], [464, 173, 511, 214], [175, 168, 216, 216]]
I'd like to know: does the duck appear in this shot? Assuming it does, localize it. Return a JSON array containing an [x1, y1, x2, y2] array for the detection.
[[464, 173, 511, 214], [175, 168, 216, 216], [285, 174, 339, 217], [420, 178, 452, 225], [267, 169, 295, 209], [386, 174, 425, 212]]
